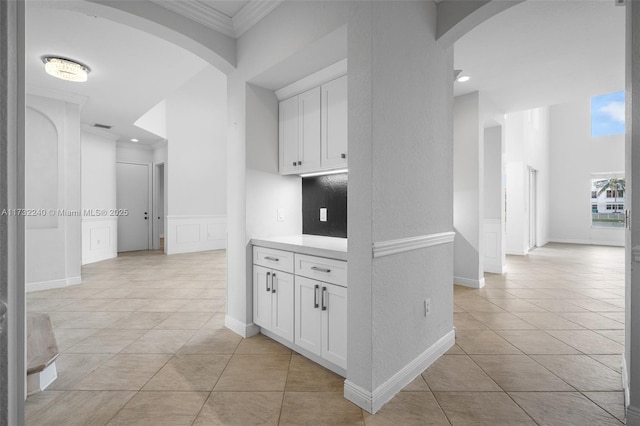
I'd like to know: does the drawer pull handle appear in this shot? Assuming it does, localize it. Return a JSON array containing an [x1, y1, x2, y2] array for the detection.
[[265, 256, 279, 262], [321, 286, 327, 311], [266, 272, 271, 292], [314, 284, 319, 308], [311, 266, 331, 273], [272, 274, 277, 293]]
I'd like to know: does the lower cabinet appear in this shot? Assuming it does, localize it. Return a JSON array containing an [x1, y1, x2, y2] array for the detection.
[[253, 245, 347, 373], [295, 276, 347, 369], [253, 265, 294, 342]]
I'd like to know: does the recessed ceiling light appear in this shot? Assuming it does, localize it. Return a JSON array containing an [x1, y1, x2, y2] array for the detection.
[[41, 56, 91, 82], [457, 75, 470, 83], [130, 138, 139, 142]]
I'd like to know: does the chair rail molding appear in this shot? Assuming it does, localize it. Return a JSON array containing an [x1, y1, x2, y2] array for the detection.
[[372, 231, 455, 258]]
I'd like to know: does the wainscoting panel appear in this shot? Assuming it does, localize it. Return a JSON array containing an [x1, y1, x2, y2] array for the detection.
[[484, 219, 504, 274], [167, 215, 226, 254], [82, 217, 117, 265]]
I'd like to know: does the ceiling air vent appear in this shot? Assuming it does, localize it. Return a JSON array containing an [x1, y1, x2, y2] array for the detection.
[[92, 123, 112, 130]]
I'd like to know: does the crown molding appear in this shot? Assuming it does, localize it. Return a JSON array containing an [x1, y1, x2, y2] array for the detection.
[[233, 1, 283, 37], [149, 0, 235, 37], [149, 0, 282, 38]]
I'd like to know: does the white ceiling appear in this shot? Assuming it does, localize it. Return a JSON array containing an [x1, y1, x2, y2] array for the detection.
[[453, 0, 625, 114], [26, 3, 211, 144]]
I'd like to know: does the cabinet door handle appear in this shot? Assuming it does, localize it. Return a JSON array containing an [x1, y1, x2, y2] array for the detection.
[[341, 153, 346, 159], [321, 286, 327, 311], [311, 266, 331, 273], [266, 272, 271, 292], [272, 273, 277, 293], [298, 161, 302, 165], [265, 256, 279, 262], [314, 284, 319, 308], [292, 161, 297, 166]]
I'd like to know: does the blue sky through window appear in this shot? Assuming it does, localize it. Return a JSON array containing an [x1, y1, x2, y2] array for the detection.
[[591, 91, 625, 137]]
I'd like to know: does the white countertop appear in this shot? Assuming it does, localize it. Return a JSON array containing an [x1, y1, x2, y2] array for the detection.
[[251, 235, 347, 261]]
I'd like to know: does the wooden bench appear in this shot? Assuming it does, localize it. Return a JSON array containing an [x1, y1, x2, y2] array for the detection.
[[26, 313, 59, 394]]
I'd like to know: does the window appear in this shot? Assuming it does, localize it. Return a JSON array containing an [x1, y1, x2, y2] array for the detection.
[[605, 189, 624, 198], [591, 91, 625, 137], [591, 177, 625, 228]]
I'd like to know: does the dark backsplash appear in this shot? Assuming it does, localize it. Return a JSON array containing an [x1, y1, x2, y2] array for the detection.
[[302, 173, 347, 238]]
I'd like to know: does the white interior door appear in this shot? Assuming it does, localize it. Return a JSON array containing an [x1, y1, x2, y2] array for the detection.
[[117, 162, 151, 252]]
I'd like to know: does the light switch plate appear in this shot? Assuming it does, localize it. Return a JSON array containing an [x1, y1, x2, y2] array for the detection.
[[277, 208, 285, 222], [320, 208, 327, 222]]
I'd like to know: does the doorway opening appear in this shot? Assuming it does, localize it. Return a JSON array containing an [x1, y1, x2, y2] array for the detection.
[[154, 162, 166, 252]]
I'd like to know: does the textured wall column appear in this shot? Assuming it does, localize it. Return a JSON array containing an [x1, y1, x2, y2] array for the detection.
[[0, 0, 26, 423]]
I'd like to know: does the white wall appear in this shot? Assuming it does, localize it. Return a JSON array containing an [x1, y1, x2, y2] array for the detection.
[[81, 130, 117, 264], [505, 107, 550, 255], [25, 94, 81, 291], [453, 92, 484, 287], [483, 125, 505, 273], [245, 84, 302, 241], [116, 144, 153, 163], [549, 98, 625, 246], [134, 99, 167, 139], [165, 66, 227, 254]]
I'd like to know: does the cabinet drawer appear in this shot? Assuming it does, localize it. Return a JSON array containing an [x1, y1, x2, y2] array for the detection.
[[295, 254, 347, 287], [253, 246, 294, 273]]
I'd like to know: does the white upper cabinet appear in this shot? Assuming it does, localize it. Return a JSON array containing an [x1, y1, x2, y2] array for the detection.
[[279, 75, 347, 175], [321, 75, 348, 170], [298, 87, 322, 173], [279, 95, 299, 175]]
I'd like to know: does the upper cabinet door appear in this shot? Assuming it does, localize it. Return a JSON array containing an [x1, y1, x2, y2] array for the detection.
[[321, 75, 348, 170], [298, 87, 322, 173], [279, 95, 299, 175]]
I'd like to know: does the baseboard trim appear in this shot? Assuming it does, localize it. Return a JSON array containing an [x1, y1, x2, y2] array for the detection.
[[623, 355, 630, 409], [26, 276, 82, 293], [454, 276, 485, 288], [549, 238, 624, 247], [224, 315, 260, 338], [82, 253, 117, 266], [344, 329, 455, 414], [484, 265, 505, 274], [627, 405, 640, 425], [505, 249, 528, 256]]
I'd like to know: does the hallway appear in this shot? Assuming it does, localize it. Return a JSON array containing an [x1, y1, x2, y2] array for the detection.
[[25, 243, 625, 425]]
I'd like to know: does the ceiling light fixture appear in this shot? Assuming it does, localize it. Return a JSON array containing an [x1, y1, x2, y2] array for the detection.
[[41, 56, 91, 82], [457, 75, 470, 83], [130, 138, 139, 142]]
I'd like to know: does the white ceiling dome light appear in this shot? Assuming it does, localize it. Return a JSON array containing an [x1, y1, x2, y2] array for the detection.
[[41, 56, 91, 82]]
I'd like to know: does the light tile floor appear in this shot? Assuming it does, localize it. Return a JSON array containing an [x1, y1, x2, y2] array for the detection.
[[25, 243, 626, 425]]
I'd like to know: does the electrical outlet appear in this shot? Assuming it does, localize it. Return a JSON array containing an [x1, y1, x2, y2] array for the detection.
[[424, 298, 431, 316], [320, 208, 327, 222]]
